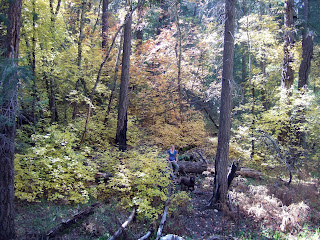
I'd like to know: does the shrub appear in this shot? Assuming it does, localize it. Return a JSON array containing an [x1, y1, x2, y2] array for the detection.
[[101, 148, 171, 220], [15, 125, 97, 203]]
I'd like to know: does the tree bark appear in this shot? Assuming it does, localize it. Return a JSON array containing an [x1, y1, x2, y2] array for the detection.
[[104, 31, 124, 125], [0, 1, 22, 239], [298, 33, 313, 90], [116, 9, 133, 151], [210, 0, 235, 207], [47, 0, 61, 122], [136, 7, 143, 44], [281, 0, 295, 90], [298, 0, 313, 90], [72, 1, 88, 119], [102, 0, 109, 49], [175, 1, 184, 123]]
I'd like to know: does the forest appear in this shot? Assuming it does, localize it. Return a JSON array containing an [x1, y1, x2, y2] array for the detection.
[[1, 0, 320, 239]]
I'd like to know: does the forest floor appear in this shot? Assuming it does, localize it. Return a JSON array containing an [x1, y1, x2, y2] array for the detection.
[[15, 175, 320, 240]]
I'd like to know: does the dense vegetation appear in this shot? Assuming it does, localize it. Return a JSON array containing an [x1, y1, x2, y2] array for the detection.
[[1, 0, 320, 239]]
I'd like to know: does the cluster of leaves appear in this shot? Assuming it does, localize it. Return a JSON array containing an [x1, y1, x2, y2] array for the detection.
[[150, 110, 208, 149], [234, 87, 320, 180], [97, 148, 171, 221], [15, 125, 97, 203]]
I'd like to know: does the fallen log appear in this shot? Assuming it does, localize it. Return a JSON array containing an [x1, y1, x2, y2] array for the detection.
[[160, 234, 185, 240], [237, 167, 262, 179], [178, 160, 262, 179], [155, 186, 172, 240], [178, 161, 208, 174], [108, 208, 136, 240], [47, 202, 101, 238], [138, 229, 153, 240]]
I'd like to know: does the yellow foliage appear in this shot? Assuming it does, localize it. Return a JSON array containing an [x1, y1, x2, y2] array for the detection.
[[98, 148, 171, 220], [150, 111, 207, 149]]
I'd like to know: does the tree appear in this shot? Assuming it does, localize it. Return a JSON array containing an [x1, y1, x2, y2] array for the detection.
[[0, 0, 22, 238], [175, 0, 184, 123], [210, 0, 235, 207], [102, 0, 109, 49], [116, 4, 133, 151], [73, 1, 88, 119], [298, 0, 313, 90], [46, 0, 62, 122], [282, 0, 295, 90]]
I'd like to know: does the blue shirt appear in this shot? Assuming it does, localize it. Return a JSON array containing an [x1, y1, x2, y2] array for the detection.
[[168, 150, 178, 161]]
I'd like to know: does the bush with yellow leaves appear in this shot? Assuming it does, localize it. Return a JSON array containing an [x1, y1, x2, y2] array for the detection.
[[15, 125, 97, 203], [98, 148, 171, 221]]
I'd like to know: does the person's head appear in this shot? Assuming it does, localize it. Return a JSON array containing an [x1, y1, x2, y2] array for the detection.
[[171, 145, 175, 150]]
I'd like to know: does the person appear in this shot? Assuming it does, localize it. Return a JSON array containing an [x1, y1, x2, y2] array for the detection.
[[167, 145, 179, 181]]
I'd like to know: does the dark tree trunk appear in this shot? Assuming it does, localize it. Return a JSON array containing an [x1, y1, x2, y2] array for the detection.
[[31, 0, 39, 124], [210, 0, 235, 207], [47, 0, 61, 123], [241, 52, 246, 102], [28, 0, 43, 125], [136, 3, 143, 53], [73, 1, 88, 119], [0, 1, 22, 239], [116, 10, 133, 151], [104, 32, 124, 124], [157, 0, 169, 35], [102, 0, 109, 49], [260, 61, 270, 110], [79, 6, 136, 145], [298, 0, 313, 90], [77, 1, 87, 67], [281, 0, 295, 90], [175, 0, 183, 123]]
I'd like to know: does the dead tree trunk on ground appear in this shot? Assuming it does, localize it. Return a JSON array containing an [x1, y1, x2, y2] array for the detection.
[[109, 208, 136, 240], [46, 203, 101, 239], [155, 186, 172, 240]]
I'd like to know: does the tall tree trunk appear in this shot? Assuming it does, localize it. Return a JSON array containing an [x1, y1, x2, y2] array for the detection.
[[298, 0, 313, 90], [136, 2, 143, 53], [73, 1, 88, 119], [245, 6, 255, 160], [282, 0, 295, 90], [175, 0, 183, 123], [210, 0, 235, 207], [157, 0, 169, 35], [45, 0, 61, 122], [31, 0, 37, 124], [0, 1, 22, 239], [116, 8, 133, 151], [47, 0, 61, 122], [79, 5, 138, 145], [240, 53, 246, 104], [105, 32, 124, 124], [260, 61, 269, 110], [102, 0, 109, 49]]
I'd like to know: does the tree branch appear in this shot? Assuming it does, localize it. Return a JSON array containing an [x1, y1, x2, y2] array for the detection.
[[108, 208, 136, 240]]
